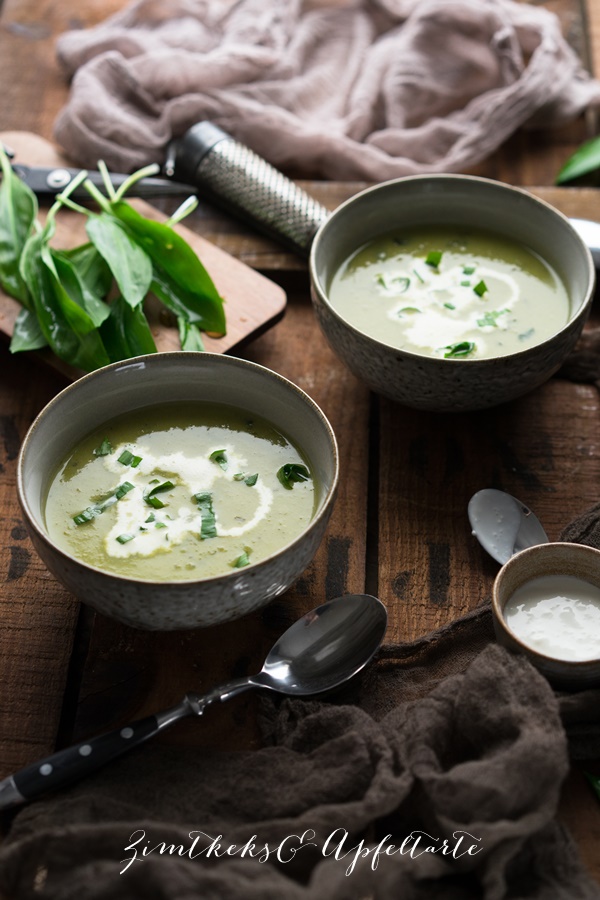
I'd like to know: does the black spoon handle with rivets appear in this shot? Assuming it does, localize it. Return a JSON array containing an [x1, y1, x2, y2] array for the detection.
[[0, 697, 196, 810]]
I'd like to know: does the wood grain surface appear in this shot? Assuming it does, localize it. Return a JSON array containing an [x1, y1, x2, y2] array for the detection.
[[0, 0, 599, 886]]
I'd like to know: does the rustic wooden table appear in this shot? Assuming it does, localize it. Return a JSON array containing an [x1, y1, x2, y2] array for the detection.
[[0, 0, 599, 886]]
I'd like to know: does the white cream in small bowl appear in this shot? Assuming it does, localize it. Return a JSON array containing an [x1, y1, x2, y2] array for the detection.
[[493, 542, 600, 689]]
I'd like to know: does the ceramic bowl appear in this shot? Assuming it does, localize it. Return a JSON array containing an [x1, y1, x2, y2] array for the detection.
[[17, 353, 339, 630], [309, 175, 595, 412], [492, 542, 600, 689]]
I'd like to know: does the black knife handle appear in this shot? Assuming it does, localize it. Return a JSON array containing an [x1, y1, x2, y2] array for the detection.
[[171, 122, 330, 256]]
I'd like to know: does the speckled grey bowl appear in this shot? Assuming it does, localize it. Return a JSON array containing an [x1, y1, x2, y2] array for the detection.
[[17, 353, 338, 630], [310, 175, 595, 412], [493, 542, 600, 690]]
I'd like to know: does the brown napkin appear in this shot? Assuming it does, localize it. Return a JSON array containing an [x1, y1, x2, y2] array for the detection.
[[1, 509, 599, 899], [53, 0, 600, 178]]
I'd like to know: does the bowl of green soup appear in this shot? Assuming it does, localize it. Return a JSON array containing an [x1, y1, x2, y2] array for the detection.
[[310, 175, 595, 411], [18, 353, 338, 630]]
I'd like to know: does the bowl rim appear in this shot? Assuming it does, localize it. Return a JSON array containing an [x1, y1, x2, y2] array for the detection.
[[491, 541, 600, 668], [309, 173, 596, 365], [17, 351, 340, 588]]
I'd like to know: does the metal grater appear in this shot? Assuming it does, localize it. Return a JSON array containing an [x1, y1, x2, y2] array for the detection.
[[169, 122, 330, 257]]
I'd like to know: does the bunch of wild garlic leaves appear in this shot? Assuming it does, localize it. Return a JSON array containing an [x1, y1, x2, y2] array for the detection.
[[0, 149, 225, 371]]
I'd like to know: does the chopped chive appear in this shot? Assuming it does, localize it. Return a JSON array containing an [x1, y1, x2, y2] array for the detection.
[[149, 478, 160, 484], [463, 265, 476, 275], [144, 480, 174, 509], [413, 268, 425, 284], [233, 473, 245, 481], [443, 341, 476, 359], [145, 513, 155, 523], [473, 280, 488, 297], [232, 549, 251, 568], [443, 302, 456, 310], [425, 250, 443, 268], [460, 280, 471, 287], [93, 438, 113, 457], [397, 307, 420, 316], [245, 473, 258, 486], [519, 327, 535, 341], [210, 449, 228, 470], [277, 463, 311, 490], [194, 491, 217, 539], [72, 481, 134, 525], [155, 521, 167, 529], [116, 533, 135, 544], [477, 309, 507, 328], [376, 273, 410, 293], [139, 526, 147, 531], [118, 449, 142, 467]]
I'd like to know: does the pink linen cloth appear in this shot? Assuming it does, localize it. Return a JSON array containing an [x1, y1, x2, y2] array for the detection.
[[54, 0, 600, 179]]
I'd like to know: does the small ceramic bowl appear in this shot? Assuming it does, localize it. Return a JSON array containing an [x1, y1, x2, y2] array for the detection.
[[492, 542, 600, 689], [18, 353, 339, 630], [310, 175, 595, 412]]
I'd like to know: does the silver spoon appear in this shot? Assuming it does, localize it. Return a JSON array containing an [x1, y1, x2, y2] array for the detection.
[[0, 593, 387, 811], [568, 219, 600, 268], [468, 488, 549, 565]]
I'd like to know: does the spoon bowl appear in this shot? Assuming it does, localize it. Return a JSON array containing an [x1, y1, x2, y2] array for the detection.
[[0, 594, 387, 810], [468, 488, 549, 565]]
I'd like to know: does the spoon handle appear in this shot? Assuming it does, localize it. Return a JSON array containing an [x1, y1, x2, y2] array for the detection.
[[0, 696, 198, 811]]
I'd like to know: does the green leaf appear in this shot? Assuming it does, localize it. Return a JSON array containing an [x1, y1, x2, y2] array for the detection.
[[232, 549, 251, 568], [376, 273, 410, 293], [477, 309, 507, 328], [100, 294, 157, 362], [151, 264, 225, 334], [443, 341, 475, 359], [144, 481, 174, 509], [59, 243, 113, 301], [473, 280, 488, 297], [9, 307, 47, 353], [277, 463, 311, 489], [210, 449, 228, 470], [73, 480, 134, 524], [425, 250, 443, 268], [20, 230, 111, 372], [86, 213, 152, 308], [0, 147, 37, 305], [116, 533, 135, 544], [556, 135, 600, 184], [194, 491, 217, 539], [118, 449, 142, 467], [51, 249, 111, 328], [93, 438, 113, 457], [584, 771, 600, 805], [178, 315, 205, 351], [244, 473, 258, 486]]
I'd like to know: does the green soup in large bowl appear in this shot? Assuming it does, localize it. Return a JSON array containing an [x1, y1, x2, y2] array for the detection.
[[18, 353, 338, 630]]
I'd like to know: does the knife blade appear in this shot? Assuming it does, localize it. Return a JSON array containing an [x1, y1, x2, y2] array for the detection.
[[9, 163, 195, 199]]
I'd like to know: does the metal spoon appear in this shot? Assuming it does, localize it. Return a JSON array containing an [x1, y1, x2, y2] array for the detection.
[[0, 593, 387, 811], [568, 218, 600, 268], [468, 488, 549, 565]]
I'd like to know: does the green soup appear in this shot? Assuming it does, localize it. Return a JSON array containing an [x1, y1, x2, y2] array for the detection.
[[44, 403, 316, 580], [327, 226, 570, 360]]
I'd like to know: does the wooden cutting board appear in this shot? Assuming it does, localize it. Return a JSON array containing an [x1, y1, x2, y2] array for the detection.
[[0, 132, 287, 373]]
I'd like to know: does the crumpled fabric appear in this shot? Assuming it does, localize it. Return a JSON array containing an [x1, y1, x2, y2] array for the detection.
[[53, 0, 600, 177], [1, 643, 598, 899]]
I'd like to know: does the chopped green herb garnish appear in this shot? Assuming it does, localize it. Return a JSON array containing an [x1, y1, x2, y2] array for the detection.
[[194, 491, 217, 539], [232, 549, 251, 568], [412, 268, 425, 284], [245, 473, 258, 486], [376, 273, 410, 293], [117, 449, 142, 467], [93, 438, 113, 457], [473, 280, 488, 297], [149, 478, 160, 484], [116, 533, 135, 544], [519, 327, 535, 341], [233, 473, 245, 481], [463, 265, 476, 275], [145, 513, 155, 523], [460, 280, 471, 287], [425, 251, 443, 268], [144, 480, 174, 509], [155, 521, 167, 529], [72, 481, 134, 525], [443, 302, 456, 310], [210, 449, 228, 470], [477, 309, 506, 328], [139, 526, 147, 531], [277, 463, 311, 490], [397, 307, 420, 316], [443, 341, 476, 359]]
